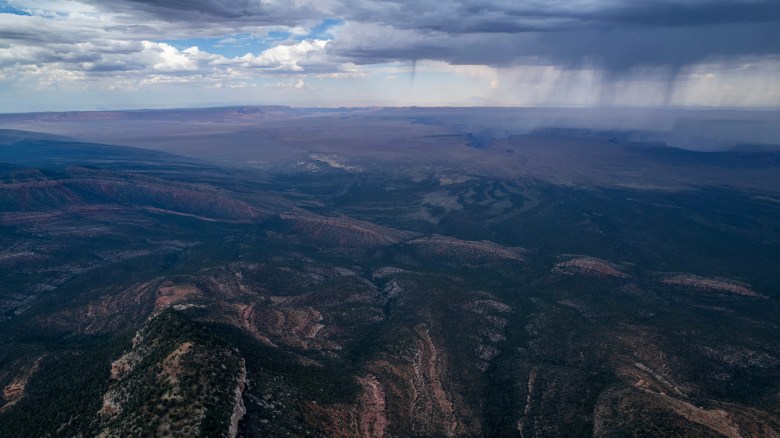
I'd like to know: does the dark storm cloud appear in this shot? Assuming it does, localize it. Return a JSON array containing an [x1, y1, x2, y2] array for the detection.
[[82, 0, 319, 26], [337, 0, 780, 33], [89, 0, 777, 71], [327, 20, 780, 72], [325, 0, 780, 70], [595, 0, 780, 27], [123, 0, 269, 19], [3, 0, 779, 80], [544, 22, 780, 70]]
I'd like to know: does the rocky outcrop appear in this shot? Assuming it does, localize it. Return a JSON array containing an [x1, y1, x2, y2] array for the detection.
[[303, 374, 388, 438], [233, 302, 338, 350], [372, 266, 409, 279], [554, 255, 629, 278], [155, 283, 202, 311], [1, 356, 44, 413], [699, 345, 779, 369], [592, 386, 755, 438], [356, 375, 388, 438], [405, 235, 525, 263], [0, 174, 269, 221], [228, 360, 248, 438], [595, 372, 777, 438], [38, 280, 159, 334], [110, 356, 134, 381], [281, 212, 414, 247], [368, 325, 463, 436], [96, 311, 248, 437], [517, 367, 539, 437], [593, 326, 780, 438], [463, 292, 512, 371], [160, 341, 194, 382], [410, 325, 458, 435], [234, 303, 276, 347], [661, 274, 766, 298]]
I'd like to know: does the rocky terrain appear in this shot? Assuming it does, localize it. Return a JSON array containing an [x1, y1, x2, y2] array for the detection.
[[96, 311, 247, 437], [0, 127, 778, 437]]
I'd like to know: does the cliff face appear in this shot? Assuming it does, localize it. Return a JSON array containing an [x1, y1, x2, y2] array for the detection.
[[228, 360, 248, 438]]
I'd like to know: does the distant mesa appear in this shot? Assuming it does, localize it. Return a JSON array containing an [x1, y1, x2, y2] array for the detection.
[[554, 255, 629, 278], [0, 106, 283, 123], [405, 234, 525, 263], [660, 274, 767, 298], [0, 129, 74, 144]]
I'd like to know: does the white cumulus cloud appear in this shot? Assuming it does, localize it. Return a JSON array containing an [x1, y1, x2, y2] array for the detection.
[[239, 39, 329, 71]]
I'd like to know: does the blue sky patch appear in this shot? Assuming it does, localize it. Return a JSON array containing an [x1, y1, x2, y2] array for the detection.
[[160, 34, 272, 58], [305, 19, 343, 40], [161, 20, 342, 58], [0, 4, 32, 16]]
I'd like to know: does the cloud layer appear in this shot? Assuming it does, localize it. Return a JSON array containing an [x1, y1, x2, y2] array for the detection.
[[1, 0, 779, 109]]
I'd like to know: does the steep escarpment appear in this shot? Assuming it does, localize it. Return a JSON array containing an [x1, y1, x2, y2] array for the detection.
[[0, 170, 269, 221]]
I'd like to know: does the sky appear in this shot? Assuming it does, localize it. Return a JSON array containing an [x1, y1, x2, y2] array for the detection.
[[0, 0, 779, 111]]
